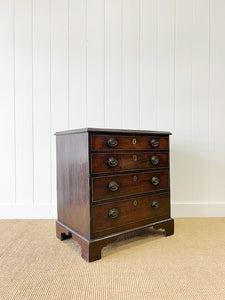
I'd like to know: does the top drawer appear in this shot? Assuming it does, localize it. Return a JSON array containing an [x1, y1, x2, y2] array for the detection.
[[91, 135, 168, 151]]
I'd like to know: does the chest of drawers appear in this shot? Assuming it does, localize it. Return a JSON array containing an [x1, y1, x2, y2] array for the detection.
[[55, 128, 174, 262]]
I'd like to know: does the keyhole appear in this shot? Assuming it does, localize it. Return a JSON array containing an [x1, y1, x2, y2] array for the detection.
[[133, 155, 137, 161]]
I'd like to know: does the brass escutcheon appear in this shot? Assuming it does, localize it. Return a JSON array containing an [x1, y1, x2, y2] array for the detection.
[[132, 138, 137, 145], [133, 155, 137, 161], [133, 200, 137, 206], [133, 175, 138, 181]]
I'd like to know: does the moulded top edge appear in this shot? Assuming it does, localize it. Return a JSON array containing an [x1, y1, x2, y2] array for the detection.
[[54, 128, 172, 136]]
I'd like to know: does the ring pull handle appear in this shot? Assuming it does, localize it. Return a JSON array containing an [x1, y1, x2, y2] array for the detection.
[[151, 200, 159, 209], [150, 138, 160, 148], [151, 176, 160, 186], [150, 155, 160, 165], [108, 181, 120, 192], [107, 137, 118, 148], [108, 208, 119, 219], [107, 157, 119, 168]]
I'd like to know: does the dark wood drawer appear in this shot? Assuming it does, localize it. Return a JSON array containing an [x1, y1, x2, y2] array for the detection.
[[92, 192, 170, 233], [91, 135, 168, 151], [91, 152, 169, 174], [92, 170, 169, 202]]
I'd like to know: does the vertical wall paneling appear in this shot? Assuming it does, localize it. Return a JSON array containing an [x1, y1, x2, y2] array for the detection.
[[122, 0, 140, 129], [209, 0, 225, 203], [86, 0, 105, 127], [1, 0, 225, 218], [51, 0, 69, 204], [104, 0, 122, 128], [68, 0, 87, 129], [33, 0, 51, 204], [157, 0, 174, 132], [14, 0, 33, 204], [191, 0, 210, 203], [0, 1, 15, 204], [157, 0, 175, 205], [140, 0, 157, 130], [174, 0, 193, 204]]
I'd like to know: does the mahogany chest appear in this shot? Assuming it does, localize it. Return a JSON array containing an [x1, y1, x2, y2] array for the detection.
[[55, 128, 174, 262]]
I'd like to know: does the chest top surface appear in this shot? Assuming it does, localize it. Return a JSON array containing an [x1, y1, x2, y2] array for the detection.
[[55, 127, 172, 136]]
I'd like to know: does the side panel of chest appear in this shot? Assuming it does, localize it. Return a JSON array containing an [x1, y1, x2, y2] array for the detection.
[[56, 132, 90, 239]]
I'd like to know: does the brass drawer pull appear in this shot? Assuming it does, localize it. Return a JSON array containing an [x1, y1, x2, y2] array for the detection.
[[150, 155, 160, 165], [150, 138, 160, 148], [108, 181, 120, 192], [107, 157, 118, 167], [107, 137, 118, 148], [151, 200, 159, 209], [151, 176, 160, 186], [108, 208, 119, 219]]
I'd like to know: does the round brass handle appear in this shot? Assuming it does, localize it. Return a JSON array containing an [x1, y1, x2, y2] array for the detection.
[[151, 200, 159, 209], [150, 155, 160, 165], [151, 176, 160, 186], [107, 157, 119, 167], [107, 137, 118, 148], [108, 208, 119, 219], [108, 181, 120, 192], [150, 138, 160, 148]]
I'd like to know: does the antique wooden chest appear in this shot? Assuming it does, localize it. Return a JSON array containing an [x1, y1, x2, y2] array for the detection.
[[55, 128, 174, 262]]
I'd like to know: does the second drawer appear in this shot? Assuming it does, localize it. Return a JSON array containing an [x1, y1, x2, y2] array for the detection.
[[91, 152, 169, 173], [92, 170, 169, 202]]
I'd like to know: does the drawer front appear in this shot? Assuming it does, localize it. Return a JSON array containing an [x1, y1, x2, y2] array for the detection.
[[92, 192, 170, 233], [91, 152, 169, 174], [92, 170, 169, 202], [91, 135, 168, 151]]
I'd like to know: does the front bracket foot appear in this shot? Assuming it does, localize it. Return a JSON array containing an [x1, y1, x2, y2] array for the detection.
[[153, 218, 174, 236]]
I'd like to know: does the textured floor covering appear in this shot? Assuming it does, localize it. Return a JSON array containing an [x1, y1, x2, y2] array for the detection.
[[0, 218, 224, 300]]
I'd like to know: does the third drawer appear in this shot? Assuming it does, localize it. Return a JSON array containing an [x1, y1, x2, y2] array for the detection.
[[92, 170, 169, 202]]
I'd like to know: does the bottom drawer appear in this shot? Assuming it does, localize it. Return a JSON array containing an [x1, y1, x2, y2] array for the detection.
[[92, 192, 170, 234]]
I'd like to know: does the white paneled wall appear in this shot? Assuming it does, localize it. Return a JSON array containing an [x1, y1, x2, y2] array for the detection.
[[0, 0, 225, 218]]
